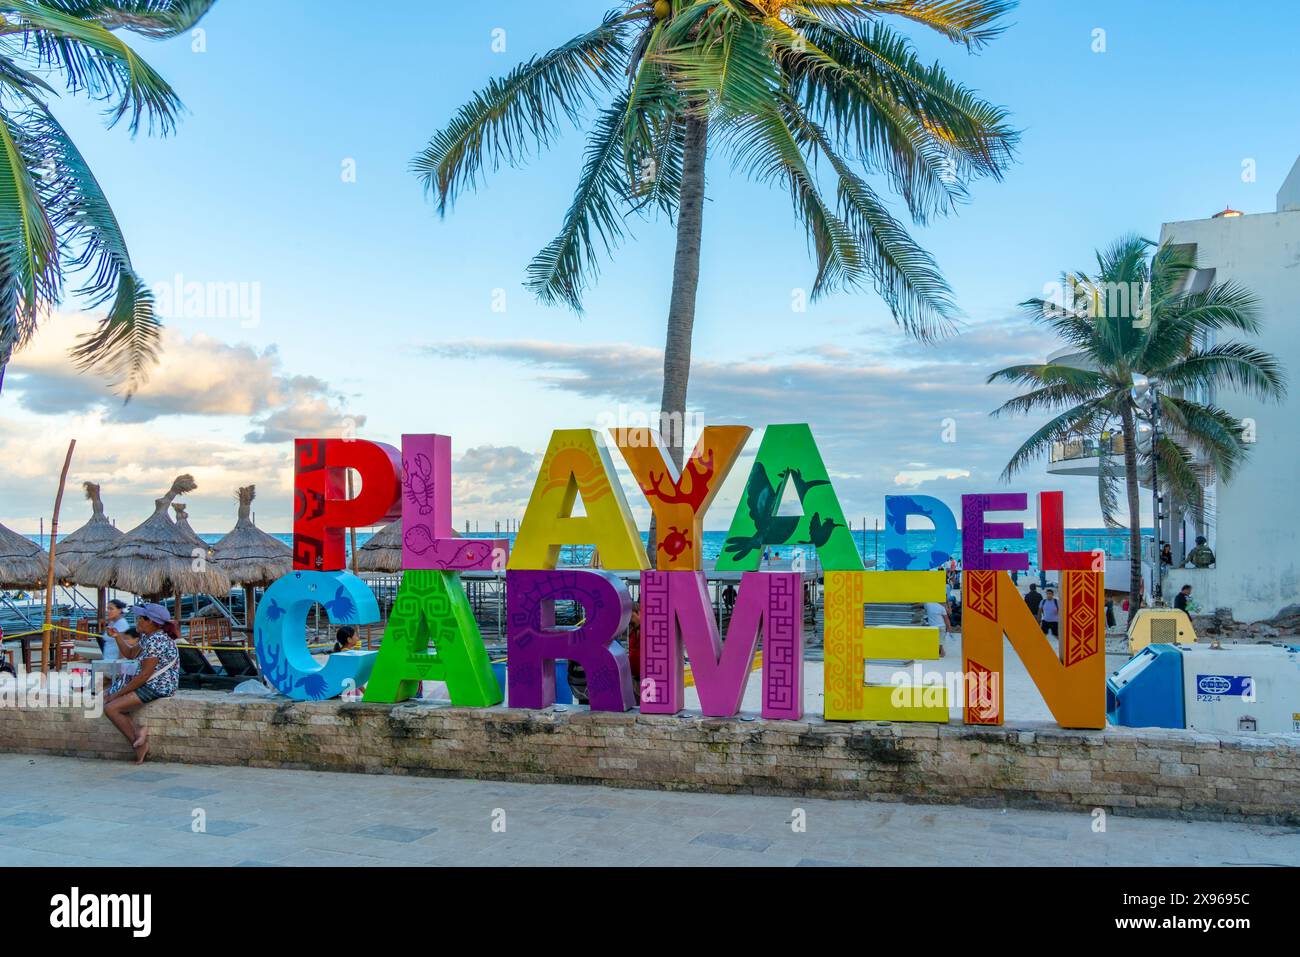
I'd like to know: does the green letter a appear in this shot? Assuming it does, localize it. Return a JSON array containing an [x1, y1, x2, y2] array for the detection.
[[362, 569, 503, 705]]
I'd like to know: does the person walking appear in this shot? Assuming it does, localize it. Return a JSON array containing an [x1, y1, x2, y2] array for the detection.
[[1023, 583, 1043, 620], [925, 599, 952, 658], [103, 603, 180, 764], [1039, 588, 1060, 637], [1174, 584, 1193, 613]]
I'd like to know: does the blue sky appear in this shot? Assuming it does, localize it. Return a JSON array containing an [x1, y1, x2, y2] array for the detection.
[[4, 0, 1298, 534]]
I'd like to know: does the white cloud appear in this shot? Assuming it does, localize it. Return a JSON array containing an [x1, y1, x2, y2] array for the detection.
[[7, 319, 357, 432]]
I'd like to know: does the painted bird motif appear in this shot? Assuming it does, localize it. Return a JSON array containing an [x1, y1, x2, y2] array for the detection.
[[799, 512, 843, 549], [722, 463, 800, 561], [778, 467, 830, 501]]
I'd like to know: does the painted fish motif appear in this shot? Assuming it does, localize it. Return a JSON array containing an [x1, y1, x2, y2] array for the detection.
[[404, 524, 435, 555]]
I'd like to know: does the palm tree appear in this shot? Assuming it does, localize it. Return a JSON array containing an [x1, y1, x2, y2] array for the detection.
[[989, 234, 1287, 610], [0, 0, 214, 398], [415, 0, 1018, 480]]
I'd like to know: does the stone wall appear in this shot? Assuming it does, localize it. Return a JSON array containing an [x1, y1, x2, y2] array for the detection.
[[2, 693, 1297, 824]]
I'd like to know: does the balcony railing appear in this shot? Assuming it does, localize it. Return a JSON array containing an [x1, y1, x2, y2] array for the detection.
[[1049, 430, 1126, 464]]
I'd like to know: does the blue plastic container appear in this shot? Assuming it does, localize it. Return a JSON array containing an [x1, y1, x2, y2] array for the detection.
[[1107, 644, 1185, 729], [490, 659, 573, 704]]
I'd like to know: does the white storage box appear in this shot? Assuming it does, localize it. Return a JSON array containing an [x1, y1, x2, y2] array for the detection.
[[1179, 645, 1300, 734]]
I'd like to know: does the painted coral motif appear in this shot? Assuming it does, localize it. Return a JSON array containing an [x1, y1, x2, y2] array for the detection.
[[640, 446, 716, 510]]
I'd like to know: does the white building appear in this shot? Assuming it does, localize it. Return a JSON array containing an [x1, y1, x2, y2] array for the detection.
[[1155, 160, 1300, 621], [1044, 157, 1300, 621]]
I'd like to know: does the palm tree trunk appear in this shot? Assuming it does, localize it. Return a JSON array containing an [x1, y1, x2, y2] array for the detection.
[[650, 113, 708, 566], [1119, 405, 1144, 612]]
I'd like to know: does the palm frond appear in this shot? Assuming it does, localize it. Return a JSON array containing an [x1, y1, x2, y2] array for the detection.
[[849, 0, 1017, 50], [1153, 434, 1206, 521], [1157, 395, 1248, 482], [1161, 341, 1287, 402], [986, 361, 1109, 394], [999, 399, 1106, 480], [786, 17, 1017, 223], [723, 103, 864, 295], [1095, 430, 1124, 528], [0, 109, 60, 357], [40, 0, 215, 37], [621, 53, 684, 216], [412, 10, 631, 216], [525, 93, 635, 313], [791, 101, 956, 338], [654, 3, 780, 119], [25, 104, 159, 393], [8, 0, 186, 133]]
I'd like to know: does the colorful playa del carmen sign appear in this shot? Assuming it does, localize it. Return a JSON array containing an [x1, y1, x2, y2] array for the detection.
[[255, 425, 1105, 730]]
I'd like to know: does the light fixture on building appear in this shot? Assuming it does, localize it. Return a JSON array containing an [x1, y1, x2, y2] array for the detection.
[[1212, 206, 1244, 218]]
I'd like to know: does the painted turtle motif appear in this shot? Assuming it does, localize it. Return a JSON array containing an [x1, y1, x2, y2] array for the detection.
[[658, 525, 692, 560]]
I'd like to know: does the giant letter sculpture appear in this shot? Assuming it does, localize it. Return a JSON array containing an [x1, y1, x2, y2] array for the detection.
[[1037, 490, 1098, 572], [824, 570, 949, 721], [293, 438, 401, 571], [506, 569, 635, 711], [961, 493, 1029, 572], [510, 430, 648, 571], [883, 495, 958, 571], [639, 570, 802, 718], [400, 433, 507, 572], [612, 425, 750, 570], [962, 569, 1105, 728], [254, 570, 378, 701], [362, 569, 503, 705], [716, 424, 862, 572]]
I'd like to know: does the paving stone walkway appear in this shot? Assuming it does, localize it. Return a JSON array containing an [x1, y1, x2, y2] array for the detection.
[[0, 755, 1296, 866]]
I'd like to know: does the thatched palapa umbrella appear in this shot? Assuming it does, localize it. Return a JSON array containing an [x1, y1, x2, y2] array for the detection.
[[354, 519, 402, 573], [171, 503, 208, 551], [78, 476, 231, 617], [172, 502, 215, 624], [56, 482, 125, 621], [0, 522, 70, 589], [211, 485, 292, 627]]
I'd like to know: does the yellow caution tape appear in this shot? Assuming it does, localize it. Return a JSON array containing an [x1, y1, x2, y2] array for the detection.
[[684, 650, 762, 688]]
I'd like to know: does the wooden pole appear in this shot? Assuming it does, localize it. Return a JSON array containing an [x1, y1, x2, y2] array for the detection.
[[347, 470, 358, 573], [42, 439, 76, 677]]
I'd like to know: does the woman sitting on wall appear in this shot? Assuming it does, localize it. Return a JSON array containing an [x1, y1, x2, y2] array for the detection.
[[103, 603, 181, 764]]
